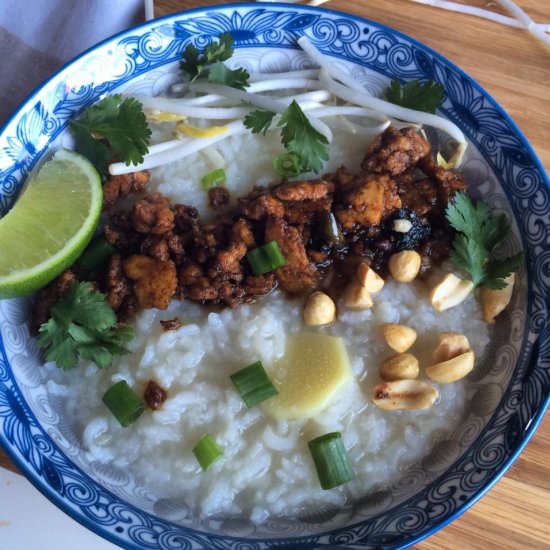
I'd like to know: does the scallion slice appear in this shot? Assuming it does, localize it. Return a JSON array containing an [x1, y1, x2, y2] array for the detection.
[[246, 240, 286, 275], [102, 380, 145, 428], [308, 432, 355, 490], [192, 433, 224, 470], [79, 235, 115, 272], [230, 360, 278, 408], [273, 152, 302, 178], [201, 167, 226, 189]]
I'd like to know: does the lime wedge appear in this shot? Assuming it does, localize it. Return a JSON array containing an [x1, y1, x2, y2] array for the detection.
[[0, 149, 102, 298]]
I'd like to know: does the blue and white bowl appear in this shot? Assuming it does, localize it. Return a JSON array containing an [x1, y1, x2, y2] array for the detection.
[[0, 4, 549, 548]]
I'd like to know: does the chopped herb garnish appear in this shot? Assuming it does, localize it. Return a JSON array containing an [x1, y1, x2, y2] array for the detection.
[[278, 100, 329, 174], [208, 61, 250, 91], [192, 433, 224, 470], [230, 360, 278, 408], [308, 432, 355, 490], [246, 241, 286, 275], [201, 167, 227, 189], [37, 282, 134, 370], [102, 380, 145, 427], [78, 234, 116, 273], [244, 101, 329, 175], [69, 94, 151, 180], [273, 152, 302, 178], [385, 79, 445, 114], [445, 192, 523, 289], [180, 32, 250, 89], [244, 109, 276, 136]]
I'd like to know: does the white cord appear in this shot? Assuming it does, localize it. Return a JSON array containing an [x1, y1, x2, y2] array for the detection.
[[496, 0, 550, 48], [144, 0, 155, 21]]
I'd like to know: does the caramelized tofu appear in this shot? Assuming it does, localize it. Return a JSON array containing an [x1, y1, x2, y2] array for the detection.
[[210, 240, 247, 281], [283, 198, 332, 225], [123, 255, 177, 310], [335, 173, 402, 230], [273, 178, 334, 202], [103, 170, 150, 207], [208, 186, 230, 210], [362, 127, 430, 176], [230, 218, 256, 248], [144, 380, 168, 410], [131, 193, 175, 235], [265, 217, 318, 293], [105, 254, 133, 310], [239, 188, 284, 220]]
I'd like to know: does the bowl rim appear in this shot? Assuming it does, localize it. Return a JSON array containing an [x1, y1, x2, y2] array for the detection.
[[0, 3, 549, 549]]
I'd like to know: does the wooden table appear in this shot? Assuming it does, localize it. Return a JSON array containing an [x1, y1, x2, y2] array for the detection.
[[1, 0, 549, 548]]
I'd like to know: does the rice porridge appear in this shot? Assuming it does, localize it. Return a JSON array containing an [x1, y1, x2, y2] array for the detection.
[[42, 129, 490, 521]]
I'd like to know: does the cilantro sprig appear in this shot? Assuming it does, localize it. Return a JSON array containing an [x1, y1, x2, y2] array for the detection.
[[180, 32, 250, 90], [445, 193, 523, 289], [385, 79, 445, 114], [38, 282, 133, 370], [244, 101, 329, 174], [69, 94, 151, 180]]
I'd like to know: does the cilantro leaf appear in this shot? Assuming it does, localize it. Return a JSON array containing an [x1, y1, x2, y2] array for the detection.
[[445, 192, 523, 290], [37, 282, 134, 371], [278, 100, 329, 174], [69, 94, 151, 180], [385, 79, 445, 114], [69, 127, 112, 180], [244, 109, 276, 136], [244, 102, 329, 174], [180, 32, 249, 89], [449, 234, 486, 287], [485, 252, 523, 289], [180, 43, 204, 81], [204, 32, 234, 64], [208, 61, 250, 91]]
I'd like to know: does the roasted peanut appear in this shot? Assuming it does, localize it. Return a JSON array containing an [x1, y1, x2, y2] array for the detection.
[[342, 283, 373, 309], [388, 250, 421, 283], [356, 263, 385, 293], [480, 273, 515, 323], [426, 350, 475, 383], [372, 379, 439, 410], [380, 323, 417, 353], [432, 332, 470, 363], [303, 291, 336, 326], [393, 219, 413, 233], [380, 353, 419, 381], [429, 273, 474, 311]]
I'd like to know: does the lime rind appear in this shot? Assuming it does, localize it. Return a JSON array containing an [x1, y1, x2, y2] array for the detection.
[[0, 149, 102, 298]]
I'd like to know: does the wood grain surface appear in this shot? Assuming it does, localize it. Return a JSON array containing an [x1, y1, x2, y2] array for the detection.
[[1, 1, 549, 548]]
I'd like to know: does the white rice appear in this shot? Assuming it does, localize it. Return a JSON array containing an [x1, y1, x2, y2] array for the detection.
[[43, 128, 489, 520]]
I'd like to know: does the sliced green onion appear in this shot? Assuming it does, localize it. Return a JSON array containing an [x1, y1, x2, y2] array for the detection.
[[308, 432, 355, 490], [246, 240, 286, 275], [201, 167, 226, 189], [320, 211, 344, 245], [230, 360, 278, 408], [192, 433, 224, 470], [273, 153, 302, 178], [102, 380, 145, 428], [79, 235, 116, 272]]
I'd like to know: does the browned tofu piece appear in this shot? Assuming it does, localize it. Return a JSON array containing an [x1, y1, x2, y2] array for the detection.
[[273, 178, 334, 202], [265, 217, 318, 293], [103, 170, 150, 206], [335, 174, 402, 230], [238, 188, 284, 220], [362, 127, 430, 176], [123, 255, 177, 310]]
